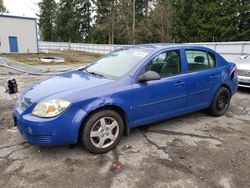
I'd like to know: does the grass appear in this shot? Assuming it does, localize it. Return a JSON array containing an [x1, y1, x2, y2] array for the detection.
[[0, 50, 101, 65]]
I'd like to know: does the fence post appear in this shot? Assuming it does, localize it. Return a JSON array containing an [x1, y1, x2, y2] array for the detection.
[[241, 43, 245, 55]]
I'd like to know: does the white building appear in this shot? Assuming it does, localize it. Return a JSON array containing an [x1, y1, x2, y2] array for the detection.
[[0, 14, 38, 53]]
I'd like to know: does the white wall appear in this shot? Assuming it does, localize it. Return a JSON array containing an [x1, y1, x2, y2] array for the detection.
[[0, 16, 38, 53], [189, 42, 250, 62], [39, 41, 250, 62]]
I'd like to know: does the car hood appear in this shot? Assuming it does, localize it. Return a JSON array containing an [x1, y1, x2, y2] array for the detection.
[[236, 60, 250, 70], [22, 70, 114, 103]]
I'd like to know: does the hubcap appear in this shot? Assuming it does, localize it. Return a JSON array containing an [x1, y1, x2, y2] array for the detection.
[[90, 117, 119, 149]]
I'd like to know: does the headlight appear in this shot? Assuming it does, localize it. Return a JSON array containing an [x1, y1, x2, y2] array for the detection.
[[32, 99, 71, 118]]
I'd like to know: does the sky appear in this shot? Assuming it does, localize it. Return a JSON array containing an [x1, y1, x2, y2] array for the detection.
[[4, 0, 40, 18]]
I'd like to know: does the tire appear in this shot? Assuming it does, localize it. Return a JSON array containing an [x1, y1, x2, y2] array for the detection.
[[208, 87, 231, 117], [80, 110, 124, 154]]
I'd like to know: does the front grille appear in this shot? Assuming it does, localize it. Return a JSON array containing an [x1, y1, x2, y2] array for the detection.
[[239, 82, 250, 86], [237, 70, 250, 77], [24, 133, 53, 144]]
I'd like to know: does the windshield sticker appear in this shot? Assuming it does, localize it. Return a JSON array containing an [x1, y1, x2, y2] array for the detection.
[[132, 52, 148, 57]]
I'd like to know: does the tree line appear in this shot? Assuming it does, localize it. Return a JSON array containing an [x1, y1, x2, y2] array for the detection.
[[2, 0, 250, 44], [0, 0, 7, 13]]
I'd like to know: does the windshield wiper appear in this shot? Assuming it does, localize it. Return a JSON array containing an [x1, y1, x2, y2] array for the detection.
[[85, 69, 105, 78]]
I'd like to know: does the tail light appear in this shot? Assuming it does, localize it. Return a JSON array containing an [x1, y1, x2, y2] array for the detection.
[[230, 64, 237, 80]]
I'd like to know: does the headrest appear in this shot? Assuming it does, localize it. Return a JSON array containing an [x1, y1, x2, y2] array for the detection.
[[194, 56, 205, 63], [168, 56, 178, 66]]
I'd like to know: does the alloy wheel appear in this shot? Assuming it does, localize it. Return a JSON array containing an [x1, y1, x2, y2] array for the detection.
[[90, 117, 119, 149]]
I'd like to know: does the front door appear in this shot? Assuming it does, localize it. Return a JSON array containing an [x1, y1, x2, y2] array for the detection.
[[9, 36, 18, 53], [132, 50, 187, 127]]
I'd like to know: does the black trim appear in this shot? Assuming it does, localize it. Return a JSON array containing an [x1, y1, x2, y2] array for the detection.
[[0, 14, 36, 20]]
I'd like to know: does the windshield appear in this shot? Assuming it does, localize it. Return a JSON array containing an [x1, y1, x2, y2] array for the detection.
[[85, 48, 152, 79]]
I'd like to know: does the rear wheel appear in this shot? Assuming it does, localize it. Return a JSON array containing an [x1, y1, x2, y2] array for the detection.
[[208, 87, 231, 117], [80, 110, 124, 154]]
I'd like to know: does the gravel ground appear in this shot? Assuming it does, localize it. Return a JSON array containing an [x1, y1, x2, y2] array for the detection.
[[0, 65, 250, 188]]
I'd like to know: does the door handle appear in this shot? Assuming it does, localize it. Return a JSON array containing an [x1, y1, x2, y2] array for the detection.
[[174, 81, 185, 87]]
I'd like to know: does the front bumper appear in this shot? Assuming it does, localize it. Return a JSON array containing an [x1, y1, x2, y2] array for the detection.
[[13, 104, 87, 146], [238, 75, 250, 88]]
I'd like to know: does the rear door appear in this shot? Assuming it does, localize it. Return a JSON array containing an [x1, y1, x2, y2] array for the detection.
[[184, 49, 221, 109]]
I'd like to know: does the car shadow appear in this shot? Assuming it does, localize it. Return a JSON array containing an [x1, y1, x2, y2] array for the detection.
[[32, 110, 209, 154], [134, 110, 209, 133], [237, 87, 250, 94]]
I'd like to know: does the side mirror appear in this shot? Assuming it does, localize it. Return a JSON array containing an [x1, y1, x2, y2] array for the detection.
[[138, 71, 161, 83]]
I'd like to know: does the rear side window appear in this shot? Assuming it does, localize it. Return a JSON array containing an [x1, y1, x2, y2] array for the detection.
[[185, 50, 216, 72]]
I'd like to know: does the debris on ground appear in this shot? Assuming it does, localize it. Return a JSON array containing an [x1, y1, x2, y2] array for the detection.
[[122, 145, 140, 153], [111, 161, 123, 171], [39, 57, 65, 63]]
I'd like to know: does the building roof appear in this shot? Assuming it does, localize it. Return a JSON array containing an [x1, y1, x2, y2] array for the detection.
[[0, 14, 36, 21]]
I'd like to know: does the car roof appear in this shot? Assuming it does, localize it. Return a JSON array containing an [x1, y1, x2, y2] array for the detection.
[[125, 44, 210, 51]]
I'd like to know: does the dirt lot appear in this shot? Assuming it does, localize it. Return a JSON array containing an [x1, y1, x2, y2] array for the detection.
[[0, 65, 250, 188]]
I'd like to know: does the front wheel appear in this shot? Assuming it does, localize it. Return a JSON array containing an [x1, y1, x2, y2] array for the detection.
[[208, 87, 231, 117], [80, 110, 124, 154]]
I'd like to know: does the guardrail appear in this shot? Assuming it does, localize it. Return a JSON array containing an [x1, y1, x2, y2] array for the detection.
[[39, 41, 250, 62]]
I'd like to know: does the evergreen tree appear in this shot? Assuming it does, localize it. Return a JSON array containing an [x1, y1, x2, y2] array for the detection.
[[91, 0, 154, 44], [137, 0, 173, 43], [172, 0, 242, 42], [237, 0, 250, 41], [172, 0, 203, 42], [55, 0, 91, 42], [38, 0, 57, 41], [0, 0, 7, 13], [37, 0, 249, 43], [91, 0, 116, 44]]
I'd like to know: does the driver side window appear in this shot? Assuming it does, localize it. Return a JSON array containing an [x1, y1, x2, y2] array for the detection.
[[145, 50, 181, 77]]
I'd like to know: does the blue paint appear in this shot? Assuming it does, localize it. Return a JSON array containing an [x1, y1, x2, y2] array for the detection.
[[9, 36, 18, 53], [13, 45, 239, 146]]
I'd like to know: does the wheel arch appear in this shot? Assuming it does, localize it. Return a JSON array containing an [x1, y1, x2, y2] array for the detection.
[[221, 83, 232, 96], [209, 83, 232, 107], [78, 105, 129, 143]]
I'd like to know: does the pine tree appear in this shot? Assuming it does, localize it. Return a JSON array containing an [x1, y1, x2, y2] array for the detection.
[[91, 0, 154, 44], [172, 0, 197, 42], [0, 0, 7, 13], [55, 0, 91, 42], [172, 0, 241, 42], [237, 0, 250, 41], [137, 0, 173, 43], [38, 0, 57, 41], [73, 0, 92, 42], [91, 0, 116, 44]]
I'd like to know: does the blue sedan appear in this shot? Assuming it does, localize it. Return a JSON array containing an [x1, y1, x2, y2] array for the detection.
[[13, 45, 238, 153]]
